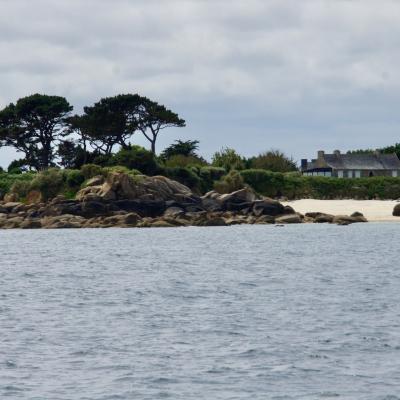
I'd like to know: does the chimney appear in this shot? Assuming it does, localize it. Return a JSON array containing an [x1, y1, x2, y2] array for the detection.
[[317, 150, 325, 160], [301, 159, 308, 171], [334, 150, 341, 156]]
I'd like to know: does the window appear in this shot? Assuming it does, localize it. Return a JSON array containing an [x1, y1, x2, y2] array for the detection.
[[347, 171, 353, 178], [392, 171, 398, 177], [355, 171, 361, 178], [338, 170, 343, 178]]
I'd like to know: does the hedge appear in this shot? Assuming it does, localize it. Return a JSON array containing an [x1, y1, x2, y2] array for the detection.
[[240, 169, 400, 199]]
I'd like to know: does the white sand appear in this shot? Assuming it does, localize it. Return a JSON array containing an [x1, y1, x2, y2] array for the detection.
[[283, 199, 400, 222]]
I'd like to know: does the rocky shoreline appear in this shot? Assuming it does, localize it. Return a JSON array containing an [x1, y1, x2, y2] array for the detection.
[[0, 172, 368, 229]]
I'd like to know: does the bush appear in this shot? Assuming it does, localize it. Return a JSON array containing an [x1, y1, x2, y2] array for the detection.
[[212, 148, 245, 171], [80, 164, 105, 179], [64, 169, 85, 188], [102, 165, 131, 175], [111, 145, 160, 175], [240, 169, 285, 197], [9, 180, 32, 199], [240, 169, 400, 199], [0, 172, 35, 199], [197, 166, 226, 192], [214, 170, 245, 194], [248, 150, 298, 172], [30, 169, 65, 200], [163, 154, 207, 168]]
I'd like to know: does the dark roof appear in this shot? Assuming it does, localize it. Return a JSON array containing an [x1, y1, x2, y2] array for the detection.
[[323, 153, 400, 170]]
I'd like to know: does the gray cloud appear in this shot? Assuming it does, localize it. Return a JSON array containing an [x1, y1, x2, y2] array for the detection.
[[1, 0, 400, 166]]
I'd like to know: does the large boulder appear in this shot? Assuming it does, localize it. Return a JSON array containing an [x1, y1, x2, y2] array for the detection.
[[100, 212, 140, 227], [332, 215, 367, 224], [112, 199, 166, 217], [305, 212, 335, 223], [76, 173, 198, 204], [252, 199, 285, 217], [275, 214, 303, 224], [393, 203, 400, 216], [201, 188, 258, 211], [2, 202, 22, 212]]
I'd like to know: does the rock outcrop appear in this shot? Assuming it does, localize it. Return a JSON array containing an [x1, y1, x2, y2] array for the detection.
[[77, 173, 198, 204], [393, 203, 400, 217], [0, 173, 371, 229]]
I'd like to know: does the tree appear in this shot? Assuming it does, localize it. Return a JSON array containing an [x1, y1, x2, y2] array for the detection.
[[7, 158, 30, 174], [380, 143, 400, 159], [212, 147, 245, 171], [160, 139, 200, 160], [73, 94, 142, 155], [138, 98, 185, 154], [0, 94, 72, 170], [249, 150, 298, 172], [57, 140, 91, 169]]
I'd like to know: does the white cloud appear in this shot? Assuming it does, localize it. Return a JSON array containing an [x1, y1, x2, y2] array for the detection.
[[1, 0, 400, 166]]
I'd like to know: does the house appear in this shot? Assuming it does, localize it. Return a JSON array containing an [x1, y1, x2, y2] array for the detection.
[[301, 150, 400, 178]]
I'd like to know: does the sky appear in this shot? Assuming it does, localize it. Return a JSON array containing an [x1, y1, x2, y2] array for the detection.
[[1, 0, 400, 167]]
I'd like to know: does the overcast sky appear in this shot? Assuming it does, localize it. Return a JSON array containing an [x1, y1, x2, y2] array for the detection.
[[1, 0, 400, 167]]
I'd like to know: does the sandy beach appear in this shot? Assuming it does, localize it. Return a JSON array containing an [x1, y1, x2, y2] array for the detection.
[[283, 199, 400, 222]]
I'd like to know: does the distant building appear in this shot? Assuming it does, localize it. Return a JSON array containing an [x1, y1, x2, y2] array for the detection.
[[301, 150, 400, 178]]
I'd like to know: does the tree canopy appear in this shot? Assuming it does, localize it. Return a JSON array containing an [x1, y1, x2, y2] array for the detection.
[[160, 139, 200, 160], [0, 94, 72, 169], [137, 98, 186, 154]]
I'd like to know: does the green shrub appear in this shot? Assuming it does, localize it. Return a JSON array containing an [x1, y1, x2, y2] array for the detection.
[[197, 166, 226, 192], [64, 169, 85, 188], [9, 180, 32, 199], [102, 165, 131, 175], [248, 150, 298, 172], [111, 145, 160, 175], [240, 169, 285, 197], [30, 169, 65, 200], [0, 172, 35, 199], [240, 169, 400, 199], [214, 170, 245, 194], [212, 148, 245, 171], [163, 154, 207, 168], [80, 164, 105, 179]]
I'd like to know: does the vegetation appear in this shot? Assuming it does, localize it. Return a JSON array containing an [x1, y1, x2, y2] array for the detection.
[[240, 169, 400, 199], [0, 93, 184, 170], [214, 170, 245, 194], [0, 94, 73, 170], [248, 150, 297, 172], [212, 148, 245, 171], [1, 93, 400, 202], [348, 143, 400, 159]]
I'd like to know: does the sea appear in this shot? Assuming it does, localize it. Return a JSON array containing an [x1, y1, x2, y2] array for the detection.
[[1, 224, 400, 399]]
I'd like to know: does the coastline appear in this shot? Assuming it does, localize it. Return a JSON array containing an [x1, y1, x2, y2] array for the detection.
[[283, 199, 399, 222]]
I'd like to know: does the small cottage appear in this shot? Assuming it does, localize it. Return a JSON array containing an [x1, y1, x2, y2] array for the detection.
[[301, 150, 400, 178]]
